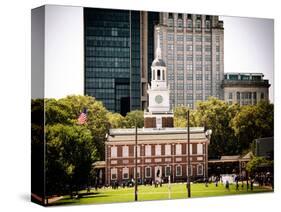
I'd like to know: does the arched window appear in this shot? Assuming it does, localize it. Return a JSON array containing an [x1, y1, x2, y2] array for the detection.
[[157, 69, 161, 80], [168, 13, 174, 27], [162, 70, 165, 80], [152, 69, 155, 80]]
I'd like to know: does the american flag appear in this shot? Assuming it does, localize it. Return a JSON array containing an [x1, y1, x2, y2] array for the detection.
[[77, 108, 87, 125]]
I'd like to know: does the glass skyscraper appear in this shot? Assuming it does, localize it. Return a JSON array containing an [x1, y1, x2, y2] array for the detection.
[[84, 8, 159, 115]]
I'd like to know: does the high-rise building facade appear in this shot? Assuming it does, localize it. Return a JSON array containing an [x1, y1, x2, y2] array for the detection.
[[157, 13, 224, 109], [84, 8, 159, 115]]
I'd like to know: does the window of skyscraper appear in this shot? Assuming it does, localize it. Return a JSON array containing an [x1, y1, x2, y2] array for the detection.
[[186, 45, 192, 51], [168, 33, 174, 41], [187, 74, 193, 80], [205, 35, 211, 42], [196, 45, 202, 51], [187, 84, 193, 90], [187, 19, 192, 29], [177, 34, 184, 41], [205, 20, 211, 30], [205, 45, 211, 52], [177, 19, 183, 28], [177, 44, 184, 51], [196, 55, 202, 61], [205, 55, 211, 61], [186, 34, 193, 41], [196, 19, 201, 29], [195, 35, 202, 42], [186, 55, 193, 61], [187, 94, 193, 100], [187, 64, 193, 70]]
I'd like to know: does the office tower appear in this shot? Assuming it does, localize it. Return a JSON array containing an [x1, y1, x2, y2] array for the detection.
[[84, 8, 159, 115], [157, 13, 224, 109]]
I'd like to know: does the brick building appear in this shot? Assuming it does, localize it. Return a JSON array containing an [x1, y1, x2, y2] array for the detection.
[[105, 128, 209, 185]]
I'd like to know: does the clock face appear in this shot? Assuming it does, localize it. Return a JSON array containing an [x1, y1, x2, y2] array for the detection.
[[155, 95, 163, 104]]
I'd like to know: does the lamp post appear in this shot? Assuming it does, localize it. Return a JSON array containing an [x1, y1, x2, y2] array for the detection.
[[205, 129, 212, 180], [134, 124, 138, 201], [187, 110, 191, 198]]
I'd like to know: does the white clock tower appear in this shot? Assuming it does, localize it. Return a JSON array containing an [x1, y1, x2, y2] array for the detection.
[[144, 26, 174, 129]]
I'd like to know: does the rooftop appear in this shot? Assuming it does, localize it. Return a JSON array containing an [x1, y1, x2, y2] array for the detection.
[[107, 127, 208, 143]]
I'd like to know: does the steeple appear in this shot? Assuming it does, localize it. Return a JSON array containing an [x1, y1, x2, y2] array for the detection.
[[156, 27, 161, 59], [152, 26, 166, 67]]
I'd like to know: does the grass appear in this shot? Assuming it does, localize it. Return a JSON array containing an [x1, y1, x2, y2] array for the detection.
[[50, 183, 273, 206]]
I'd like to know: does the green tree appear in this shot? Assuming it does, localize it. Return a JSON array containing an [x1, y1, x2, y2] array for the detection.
[[124, 110, 144, 128], [107, 112, 125, 128], [173, 106, 197, 127], [46, 124, 95, 196], [194, 97, 240, 157], [246, 156, 273, 174], [231, 101, 273, 151], [46, 95, 110, 159]]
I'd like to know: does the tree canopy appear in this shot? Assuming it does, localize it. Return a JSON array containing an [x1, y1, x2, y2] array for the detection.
[[173, 98, 274, 158]]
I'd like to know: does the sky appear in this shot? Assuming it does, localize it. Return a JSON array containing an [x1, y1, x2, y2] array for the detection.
[[221, 16, 274, 102]]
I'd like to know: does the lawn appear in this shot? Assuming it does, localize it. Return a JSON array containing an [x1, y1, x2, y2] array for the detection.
[[51, 183, 273, 206]]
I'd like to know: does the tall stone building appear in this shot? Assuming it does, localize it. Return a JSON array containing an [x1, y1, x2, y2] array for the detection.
[[156, 13, 224, 109]]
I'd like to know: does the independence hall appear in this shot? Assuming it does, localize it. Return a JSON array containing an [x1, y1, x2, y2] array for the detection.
[[104, 28, 210, 185]]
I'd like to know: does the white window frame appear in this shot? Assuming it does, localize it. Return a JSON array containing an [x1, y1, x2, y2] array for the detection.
[[122, 167, 129, 179], [176, 144, 182, 155], [145, 167, 151, 178], [111, 168, 117, 180], [165, 166, 171, 177], [176, 165, 182, 176], [155, 145, 161, 156], [197, 164, 204, 176], [145, 145, 151, 156], [165, 144, 171, 156], [197, 143, 203, 155], [111, 146, 117, 158], [122, 146, 128, 157]]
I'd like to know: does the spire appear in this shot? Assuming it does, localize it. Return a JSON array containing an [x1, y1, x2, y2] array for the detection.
[[156, 27, 161, 59]]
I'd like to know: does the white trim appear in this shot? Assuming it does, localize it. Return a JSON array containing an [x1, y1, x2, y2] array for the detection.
[[197, 143, 203, 154], [145, 166, 152, 178], [165, 165, 171, 177], [165, 144, 171, 156], [155, 144, 162, 156], [111, 146, 117, 158], [122, 145, 129, 157], [176, 143, 182, 155], [197, 164, 204, 176], [122, 167, 129, 179], [145, 145, 151, 156], [176, 165, 182, 176], [111, 168, 117, 180]]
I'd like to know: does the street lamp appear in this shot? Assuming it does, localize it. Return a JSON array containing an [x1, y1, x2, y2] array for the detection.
[[187, 110, 191, 198], [205, 129, 212, 180], [134, 123, 138, 201]]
